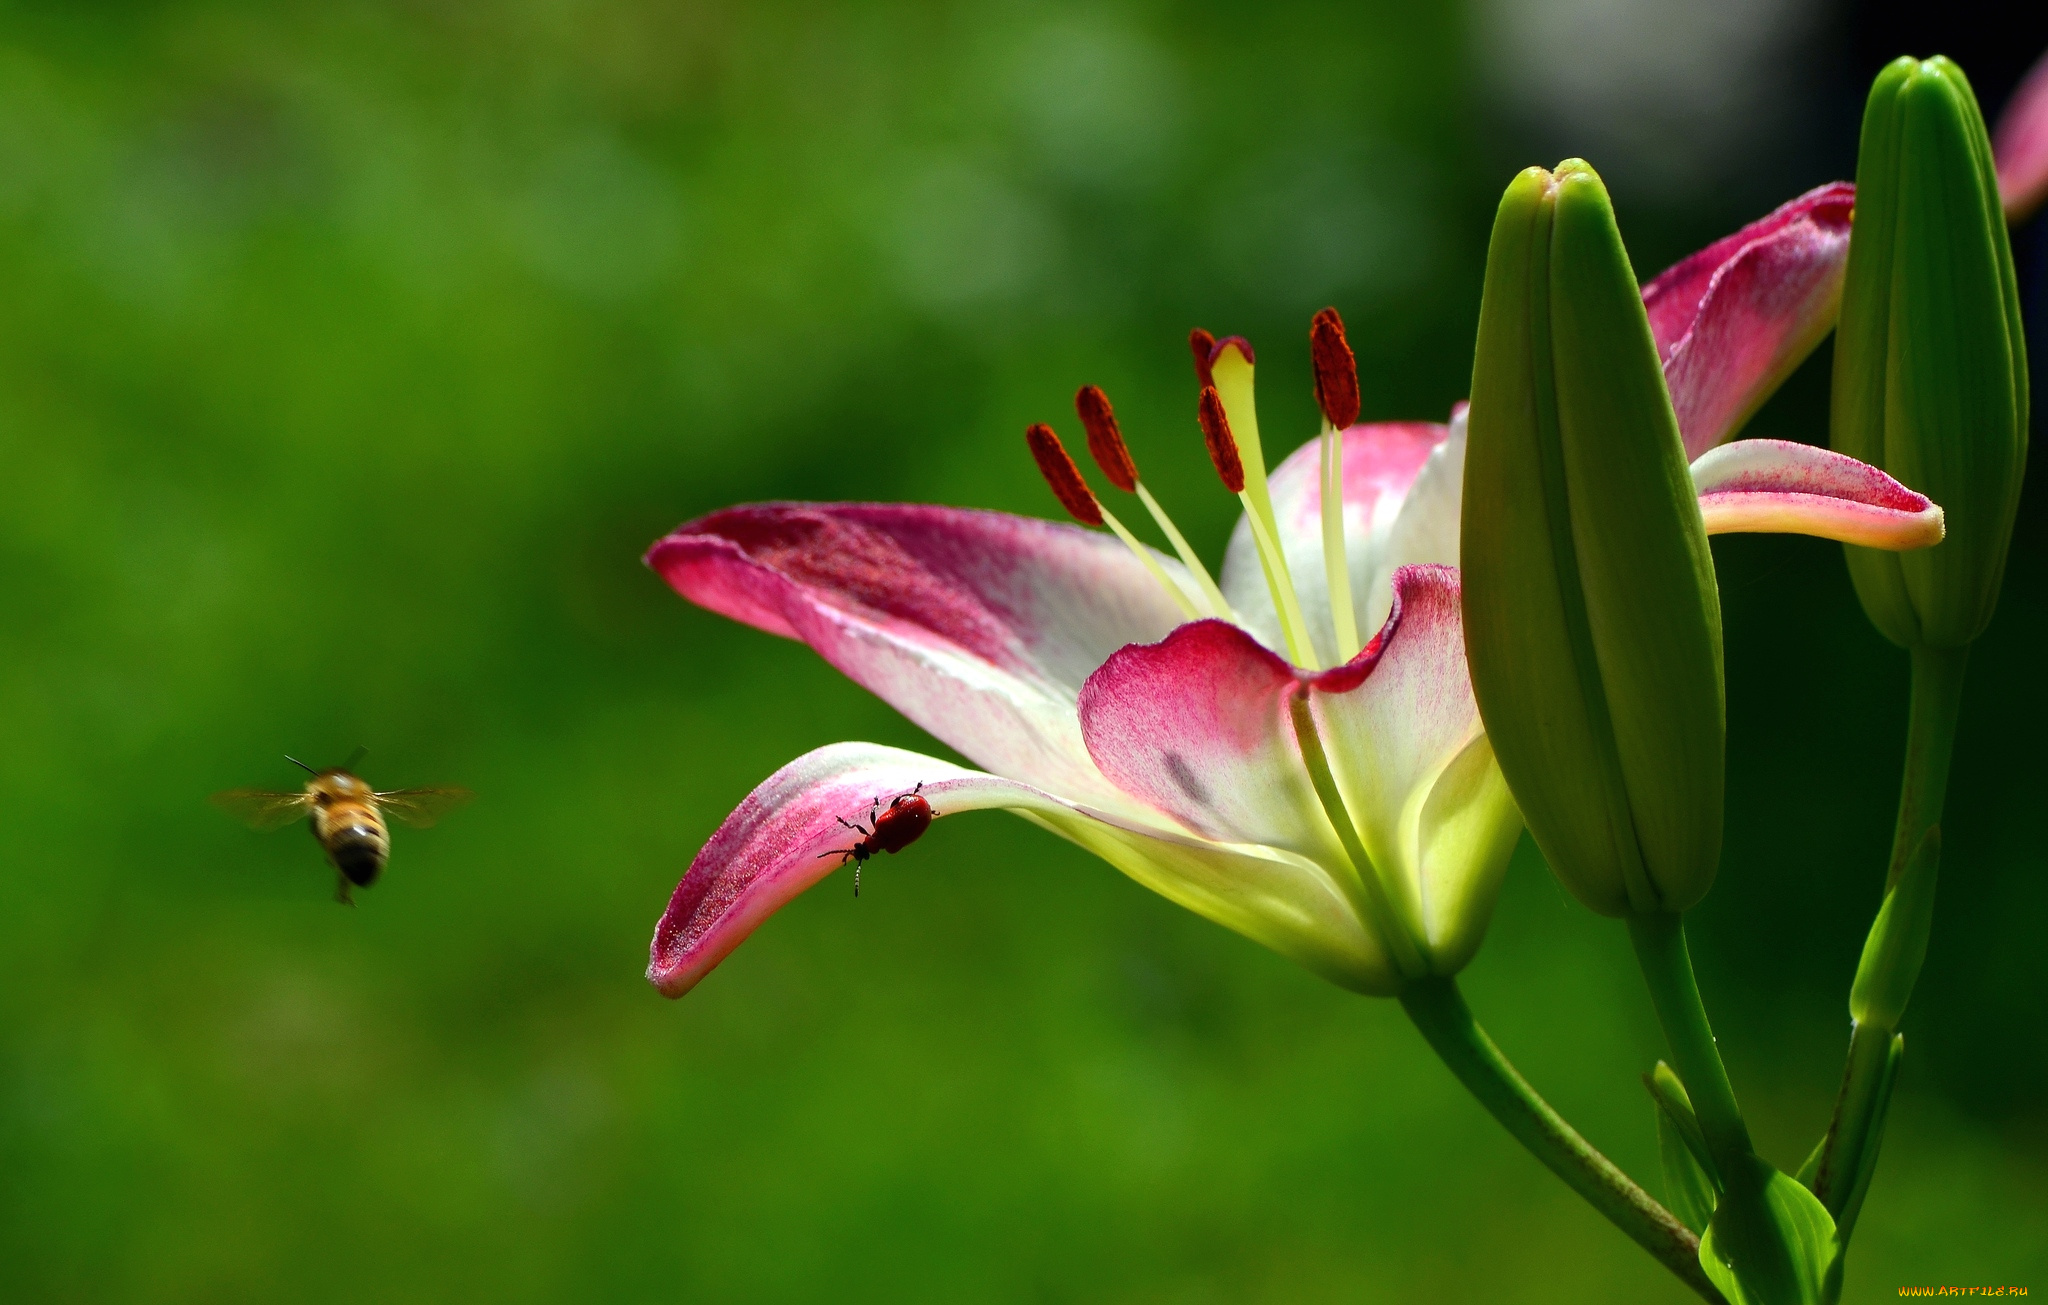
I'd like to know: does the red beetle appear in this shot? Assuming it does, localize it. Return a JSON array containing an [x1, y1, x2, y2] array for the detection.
[[819, 783, 935, 896]]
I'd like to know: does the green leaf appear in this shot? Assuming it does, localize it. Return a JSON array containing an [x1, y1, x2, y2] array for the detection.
[[1794, 1133, 1826, 1192], [1698, 1161, 1839, 1305], [1657, 1105, 1717, 1235], [1644, 1061, 1719, 1192], [1850, 826, 1941, 1027]]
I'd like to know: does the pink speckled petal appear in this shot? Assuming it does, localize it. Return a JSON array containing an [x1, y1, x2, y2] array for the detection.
[[1219, 421, 1450, 664], [650, 742, 1399, 997], [648, 504, 1196, 810], [1643, 182, 1856, 458], [1690, 439, 1944, 549], [1996, 48, 2048, 223]]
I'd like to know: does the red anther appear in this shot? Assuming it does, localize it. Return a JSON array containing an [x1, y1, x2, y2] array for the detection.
[[1025, 423, 1104, 526], [1310, 307, 1360, 430], [1074, 386, 1139, 493], [1197, 387, 1245, 494], [1189, 328, 1217, 388]]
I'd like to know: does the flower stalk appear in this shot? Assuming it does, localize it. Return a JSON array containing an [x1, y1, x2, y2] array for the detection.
[[1815, 646, 1964, 1221], [1400, 977, 1727, 1303], [1628, 913, 1753, 1178]]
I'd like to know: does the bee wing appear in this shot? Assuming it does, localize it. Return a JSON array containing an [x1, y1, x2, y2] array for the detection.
[[373, 785, 474, 828], [210, 788, 314, 831]]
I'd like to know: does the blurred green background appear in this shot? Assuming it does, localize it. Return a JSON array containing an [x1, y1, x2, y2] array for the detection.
[[1, 1, 2043, 1300]]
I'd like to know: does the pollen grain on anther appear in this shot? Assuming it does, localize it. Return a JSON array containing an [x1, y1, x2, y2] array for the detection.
[[1025, 423, 1105, 527], [1197, 387, 1245, 494], [1075, 386, 1139, 492], [1189, 328, 1217, 388], [1311, 307, 1361, 430]]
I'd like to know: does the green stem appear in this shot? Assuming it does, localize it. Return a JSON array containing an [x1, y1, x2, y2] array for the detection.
[[1884, 645, 1967, 893], [1816, 644, 1967, 1214], [1814, 1021, 1888, 1211], [1627, 912, 1753, 1181], [1401, 977, 1726, 1303]]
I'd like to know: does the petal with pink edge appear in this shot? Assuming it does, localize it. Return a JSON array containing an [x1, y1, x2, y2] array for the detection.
[[647, 504, 1195, 810], [1219, 421, 1449, 665], [1077, 619, 1349, 868], [1689, 440, 1944, 550], [1643, 182, 1856, 459], [1307, 566, 1520, 974], [1996, 48, 2048, 223], [650, 743, 1397, 997]]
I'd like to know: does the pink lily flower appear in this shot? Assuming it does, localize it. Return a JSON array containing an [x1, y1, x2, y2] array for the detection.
[[1996, 46, 2048, 223], [646, 182, 1941, 1000]]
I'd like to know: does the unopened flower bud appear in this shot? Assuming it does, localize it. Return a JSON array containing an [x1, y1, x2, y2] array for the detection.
[[1463, 160, 1725, 918], [1832, 56, 2029, 651]]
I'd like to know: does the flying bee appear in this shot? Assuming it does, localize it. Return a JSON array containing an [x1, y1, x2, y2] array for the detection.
[[211, 750, 472, 904]]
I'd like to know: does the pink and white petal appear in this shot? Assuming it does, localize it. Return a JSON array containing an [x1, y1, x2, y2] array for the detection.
[[1077, 619, 1348, 868], [1997, 48, 2048, 223], [648, 504, 1191, 809], [1643, 182, 1856, 459], [1025, 806, 1401, 994], [1219, 422, 1449, 665], [1689, 440, 1944, 549], [651, 742, 1396, 999], [1368, 405, 1468, 633], [1306, 566, 1515, 953]]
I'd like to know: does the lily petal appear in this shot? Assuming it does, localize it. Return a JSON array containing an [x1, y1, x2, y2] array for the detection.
[[1690, 439, 1944, 549], [1308, 565, 1519, 973], [648, 504, 1192, 809], [1371, 405, 1469, 631], [1219, 421, 1450, 664], [1642, 182, 1856, 459], [1996, 47, 2048, 223], [650, 742, 1398, 997], [1077, 618, 1350, 867]]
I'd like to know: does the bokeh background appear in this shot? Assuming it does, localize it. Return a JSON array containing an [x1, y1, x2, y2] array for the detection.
[[2, 1, 2043, 1300]]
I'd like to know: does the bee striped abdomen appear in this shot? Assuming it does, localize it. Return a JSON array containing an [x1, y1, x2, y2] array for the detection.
[[315, 802, 390, 887]]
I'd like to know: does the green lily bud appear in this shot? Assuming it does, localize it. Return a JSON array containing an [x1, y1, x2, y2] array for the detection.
[[1463, 160, 1725, 917], [1832, 56, 2029, 651]]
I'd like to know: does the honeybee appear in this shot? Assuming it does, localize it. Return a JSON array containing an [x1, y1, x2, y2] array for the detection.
[[211, 751, 471, 904]]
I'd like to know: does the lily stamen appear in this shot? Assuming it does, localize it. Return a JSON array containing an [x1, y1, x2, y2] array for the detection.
[[1189, 328, 1217, 387], [1024, 423, 1201, 621], [1198, 384, 1320, 669], [1311, 308, 1363, 661], [1074, 385, 1235, 621], [1205, 337, 1320, 666]]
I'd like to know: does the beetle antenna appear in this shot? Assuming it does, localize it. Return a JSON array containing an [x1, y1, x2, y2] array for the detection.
[[285, 755, 317, 774]]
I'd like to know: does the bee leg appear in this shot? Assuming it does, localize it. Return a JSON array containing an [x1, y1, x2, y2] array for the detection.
[[854, 859, 861, 898], [333, 874, 356, 907]]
